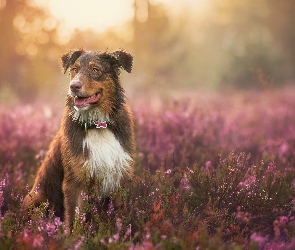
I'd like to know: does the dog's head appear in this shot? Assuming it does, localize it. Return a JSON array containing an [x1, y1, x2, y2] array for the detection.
[[61, 49, 133, 122]]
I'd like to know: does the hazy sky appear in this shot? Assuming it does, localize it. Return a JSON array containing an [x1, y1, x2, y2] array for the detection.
[[34, 0, 209, 33]]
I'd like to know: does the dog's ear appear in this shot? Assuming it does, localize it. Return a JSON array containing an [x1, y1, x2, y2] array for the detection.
[[61, 49, 84, 74], [110, 50, 133, 73]]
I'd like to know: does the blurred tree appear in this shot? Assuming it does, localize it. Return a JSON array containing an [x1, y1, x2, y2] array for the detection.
[[0, 0, 23, 92], [0, 0, 63, 101], [210, 0, 295, 89], [67, 28, 131, 53], [267, 0, 295, 81], [132, 0, 190, 90]]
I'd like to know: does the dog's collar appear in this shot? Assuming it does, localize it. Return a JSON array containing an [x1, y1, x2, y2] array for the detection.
[[82, 121, 109, 131], [69, 105, 110, 130]]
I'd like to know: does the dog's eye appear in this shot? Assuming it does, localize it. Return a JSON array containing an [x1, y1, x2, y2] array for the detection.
[[71, 67, 78, 73], [92, 67, 100, 73]]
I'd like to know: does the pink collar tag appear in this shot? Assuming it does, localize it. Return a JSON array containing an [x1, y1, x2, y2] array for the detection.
[[94, 121, 107, 129]]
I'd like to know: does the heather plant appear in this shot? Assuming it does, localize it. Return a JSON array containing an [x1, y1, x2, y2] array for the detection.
[[0, 88, 295, 249], [134, 88, 295, 172], [187, 153, 294, 238]]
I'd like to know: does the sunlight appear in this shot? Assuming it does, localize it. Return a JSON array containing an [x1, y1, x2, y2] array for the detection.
[[34, 0, 134, 32], [33, 0, 208, 33]]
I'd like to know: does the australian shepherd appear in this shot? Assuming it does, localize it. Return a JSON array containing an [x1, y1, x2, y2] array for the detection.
[[23, 49, 135, 233]]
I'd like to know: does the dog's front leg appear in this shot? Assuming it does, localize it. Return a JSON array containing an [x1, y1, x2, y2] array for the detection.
[[63, 180, 81, 234]]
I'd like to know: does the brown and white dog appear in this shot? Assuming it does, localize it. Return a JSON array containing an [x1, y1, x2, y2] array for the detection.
[[23, 49, 134, 233]]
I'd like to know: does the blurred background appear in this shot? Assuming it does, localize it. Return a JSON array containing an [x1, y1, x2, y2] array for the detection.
[[0, 0, 295, 103]]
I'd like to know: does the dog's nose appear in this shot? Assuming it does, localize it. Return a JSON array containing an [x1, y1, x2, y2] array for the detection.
[[70, 81, 82, 92]]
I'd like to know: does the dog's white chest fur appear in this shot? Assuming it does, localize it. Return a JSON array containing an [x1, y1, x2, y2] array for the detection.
[[82, 129, 132, 195]]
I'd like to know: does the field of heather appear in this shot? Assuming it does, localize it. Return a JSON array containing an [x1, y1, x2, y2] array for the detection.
[[1, 87, 295, 249]]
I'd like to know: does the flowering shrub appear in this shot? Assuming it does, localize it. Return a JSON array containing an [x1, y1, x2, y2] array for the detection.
[[1, 87, 295, 249]]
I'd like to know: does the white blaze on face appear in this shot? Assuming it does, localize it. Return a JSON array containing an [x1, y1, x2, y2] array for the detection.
[[82, 129, 132, 195]]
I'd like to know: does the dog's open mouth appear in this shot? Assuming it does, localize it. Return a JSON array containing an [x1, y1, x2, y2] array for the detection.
[[74, 92, 101, 108]]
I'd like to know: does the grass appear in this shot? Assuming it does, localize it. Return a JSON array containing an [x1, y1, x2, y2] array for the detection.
[[1, 87, 295, 249]]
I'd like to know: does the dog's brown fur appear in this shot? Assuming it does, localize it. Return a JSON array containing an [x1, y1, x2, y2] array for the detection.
[[23, 49, 134, 233]]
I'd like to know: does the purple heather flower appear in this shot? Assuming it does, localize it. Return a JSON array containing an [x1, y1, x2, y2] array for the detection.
[[46, 222, 56, 237], [54, 217, 62, 226], [146, 233, 151, 240], [205, 161, 212, 170], [124, 225, 132, 239], [107, 201, 114, 215], [32, 234, 44, 248], [250, 232, 268, 248], [180, 175, 190, 190], [238, 176, 256, 189], [165, 169, 172, 174], [116, 218, 122, 231], [0, 192, 3, 209], [74, 236, 85, 250], [81, 191, 89, 201], [113, 233, 120, 242], [279, 216, 288, 227]]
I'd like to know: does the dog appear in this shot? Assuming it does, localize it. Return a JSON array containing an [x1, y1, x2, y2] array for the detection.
[[22, 49, 135, 233]]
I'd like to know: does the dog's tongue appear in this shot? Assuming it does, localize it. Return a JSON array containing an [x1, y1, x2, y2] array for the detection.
[[74, 93, 101, 107]]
